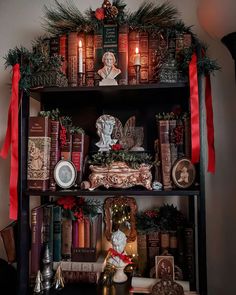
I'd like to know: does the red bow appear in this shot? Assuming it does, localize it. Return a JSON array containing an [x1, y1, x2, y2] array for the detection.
[[108, 248, 132, 264]]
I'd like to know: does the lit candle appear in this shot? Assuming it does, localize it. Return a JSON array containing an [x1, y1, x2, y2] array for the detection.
[[78, 40, 83, 73], [134, 47, 141, 66]]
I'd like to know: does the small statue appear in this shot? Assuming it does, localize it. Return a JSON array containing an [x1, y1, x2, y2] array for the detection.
[[98, 52, 121, 86], [95, 114, 117, 151], [41, 244, 53, 291]]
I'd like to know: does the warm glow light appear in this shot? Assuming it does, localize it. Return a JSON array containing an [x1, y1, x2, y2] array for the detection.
[[79, 40, 82, 48], [135, 47, 139, 54]]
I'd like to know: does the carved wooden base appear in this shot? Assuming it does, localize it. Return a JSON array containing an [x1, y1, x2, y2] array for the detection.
[[87, 161, 152, 190]]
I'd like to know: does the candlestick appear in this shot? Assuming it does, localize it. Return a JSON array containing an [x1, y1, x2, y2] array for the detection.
[[78, 40, 83, 73], [135, 64, 141, 84], [134, 47, 141, 66]]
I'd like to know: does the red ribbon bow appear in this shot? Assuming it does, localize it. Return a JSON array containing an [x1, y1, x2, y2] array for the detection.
[[108, 248, 132, 264], [0, 63, 20, 220]]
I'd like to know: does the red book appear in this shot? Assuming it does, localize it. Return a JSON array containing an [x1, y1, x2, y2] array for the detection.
[[68, 32, 78, 87], [49, 120, 60, 191], [128, 30, 140, 85], [118, 24, 129, 85], [61, 132, 72, 161], [78, 219, 85, 248], [72, 220, 79, 248], [27, 117, 51, 191], [84, 216, 90, 248], [139, 31, 149, 83], [85, 33, 95, 86], [50, 36, 60, 56], [59, 34, 68, 76]]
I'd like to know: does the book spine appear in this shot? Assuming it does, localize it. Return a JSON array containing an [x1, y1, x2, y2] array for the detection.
[[169, 119, 178, 166], [158, 120, 172, 190], [59, 34, 68, 76], [84, 216, 91, 248], [31, 206, 44, 276], [128, 30, 140, 85], [160, 231, 170, 253], [71, 133, 89, 184], [49, 120, 60, 191], [61, 218, 72, 259], [68, 32, 78, 87], [62, 271, 100, 284], [85, 33, 95, 86], [175, 33, 184, 61], [140, 31, 149, 84], [147, 231, 160, 270], [72, 220, 79, 248], [169, 230, 178, 260], [61, 132, 72, 161], [50, 36, 60, 56], [43, 205, 54, 258], [137, 233, 147, 276], [176, 118, 184, 158], [53, 206, 62, 262], [184, 227, 195, 288], [103, 23, 118, 61], [118, 24, 128, 85], [27, 117, 51, 191], [78, 219, 85, 248], [94, 27, 103, 86], [148, 31, 159, 83], [184, 116, 191, 158], [0, 224, 16, 263]]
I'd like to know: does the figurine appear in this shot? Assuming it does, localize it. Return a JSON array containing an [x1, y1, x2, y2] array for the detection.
[[95, 114, 117, 151], [98, 52, 121, 86]]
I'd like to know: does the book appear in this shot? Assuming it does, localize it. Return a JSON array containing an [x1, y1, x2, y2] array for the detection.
[[128, 30, 140, 85], [184, 227, 195, 288], [0, 222, 17, 263], [68, 31, 78, 87], [49, 120, 60, 191], [84, 216, 91, 248], [27, 116, 51, 191], [72, 220, 79, 248], [136, 233, 147, 276], [85, 33, 95, 86], [118, 24, 128, 85], [103, 23, 118, 61], [53, 253, 106, 272], [50, 36, 60, 56], [169, 119, 178, 166], [147, 231, 160, 270], [59, 34, 68, 76], [78, 219, 85, 248], [62, 271, 100, 284], [53, 206, 62, 262], [139, 31, 149, 83], [148, 31, 159, 83], [61, 218, 72, 260], [61, 132, 72, 161], [94, 26, 103, 86], [43, 204, 54, 258], [71, 133, 89, 184]]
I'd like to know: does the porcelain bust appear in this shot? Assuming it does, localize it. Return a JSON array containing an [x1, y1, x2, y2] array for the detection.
[[98, 52, 121, 86]]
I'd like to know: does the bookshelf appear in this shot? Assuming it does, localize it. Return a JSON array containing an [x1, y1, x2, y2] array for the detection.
[[17, 81, 207, 295]]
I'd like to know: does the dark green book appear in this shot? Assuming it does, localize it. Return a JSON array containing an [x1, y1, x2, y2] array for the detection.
[[43, 204, 54, 259], [103, 23, 118, 62], [53, 206, 62, 262], [94, 26, 103, 86]]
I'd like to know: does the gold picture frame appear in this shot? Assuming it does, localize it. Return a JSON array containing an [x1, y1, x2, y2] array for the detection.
[[172, 157, 196, 189]]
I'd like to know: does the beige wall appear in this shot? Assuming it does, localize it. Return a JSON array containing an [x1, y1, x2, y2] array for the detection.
[[0, 1, 235, 294]]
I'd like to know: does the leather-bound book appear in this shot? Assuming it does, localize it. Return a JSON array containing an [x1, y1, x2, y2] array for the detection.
[[50, 36, 60, 56], [0, 222, 17, 263], [72, 220, 79, 248], [184, 227, 195, 288], [53, 205, 62, 262], [62, 271, 100, 284], [61, 132, 72, 161], [43, 204, 54, 258], [147, 231, 160, 270], [71, 133, 89, 184], [103, 23, 118, 61], [94, 27, 103, 86], [128, 30, 140, 84], [49, 120, 60, 191], [31, 205, 45, 276], [140, 31, 149, 83], [137, 233, 148, 276], [61, 218, 72, 260], [59, 34, 68, 76], [78, 219, 85, 248], [118, 24, 128, 85], [85, 33, 95, 86], [158, 119, 172, 190], [148, 31, 159, 83], [68, 31, 78, 87], [176, 118, 184, 158], [84, 216, 91, 248], [27, 116, 51, 191], [169, 119, 178, 166]]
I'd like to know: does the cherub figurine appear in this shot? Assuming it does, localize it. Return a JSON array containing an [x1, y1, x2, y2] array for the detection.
[[98, 52, 121, 86]]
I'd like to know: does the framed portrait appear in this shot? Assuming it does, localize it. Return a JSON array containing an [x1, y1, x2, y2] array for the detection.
[[172, 157, 196, 189], [155, 255, 175, 280], [54, 160, 77, 189]]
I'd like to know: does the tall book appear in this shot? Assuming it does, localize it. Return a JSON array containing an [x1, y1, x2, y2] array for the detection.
[[176, 118, 184, 158], [43, 204, 54, 258], [158, 119, 172, 190], [118, 24, 128, 85], [72, 220, 79, 248], [27, 116, 51, 191], [137, 233, 148, 276], [184, 227, 195, 288], [94, 26, 103, 86], [31, 205, 45, 276], [78, 219, 85, 248], [61, 132, 72, 161], [59, 34, 68, 76], [49, 120, 60, 191], [169, 119, 178, 166], [85, 33, 95, 86], [61, 218, 72, 260], [53, 206, 62, 262], [148, 31, 159, 83], [103, 23, 118, 62], [146, 231, 160, 270], [84, 216, 91, 248], [0, 222, 17, 263], [68, 32, 78, 87], [140, 31, 149, 83], [71, 133, 89, 184], [128, 30, 140, 85], [50, 36, 60, 56]]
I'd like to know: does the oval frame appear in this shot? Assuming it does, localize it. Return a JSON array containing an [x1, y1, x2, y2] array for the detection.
[[54, 159, 77, 189], [172, 157, 196, 189]]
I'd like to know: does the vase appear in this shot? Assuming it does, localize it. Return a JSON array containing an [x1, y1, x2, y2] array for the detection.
[[113, 266, 128, 283]]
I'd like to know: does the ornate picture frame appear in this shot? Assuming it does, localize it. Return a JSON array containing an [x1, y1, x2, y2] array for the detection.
[[172, 157, 196, 189], [54, 159, 77, 189], [155, 255, 175, 280]]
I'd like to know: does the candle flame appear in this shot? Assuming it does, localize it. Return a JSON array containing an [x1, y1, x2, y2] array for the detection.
[[135, 47, 139, 54], [79, 40, 82, 48]]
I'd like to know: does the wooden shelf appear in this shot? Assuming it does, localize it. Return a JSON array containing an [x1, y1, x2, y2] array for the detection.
[[26, 188, 199, 197]]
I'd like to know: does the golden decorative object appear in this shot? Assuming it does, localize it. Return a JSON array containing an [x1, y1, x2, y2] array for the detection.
[[151, 278, 184, 295]]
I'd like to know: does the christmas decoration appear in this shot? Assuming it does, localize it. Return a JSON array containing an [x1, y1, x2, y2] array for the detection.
[[33, 270, 43, 294], [53, 264, 65, 290]]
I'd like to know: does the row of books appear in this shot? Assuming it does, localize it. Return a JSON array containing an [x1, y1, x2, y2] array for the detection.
[[27, 116, 89, 191], [30, 203, 102, 278], [36, 27, 192, 87], [137, 227, 195, 288]]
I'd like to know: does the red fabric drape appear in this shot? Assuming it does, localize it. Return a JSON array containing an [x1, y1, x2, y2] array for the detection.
[[0, 63, 20, 220]]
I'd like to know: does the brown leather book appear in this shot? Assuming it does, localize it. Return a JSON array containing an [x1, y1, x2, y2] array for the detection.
[[147, 231, 160, 270], [68, 32, 78, 87], [50, 36, 60, 56], [128, 30, 140, 85], [62, 271, 100, 284], [0, 222, 17, 263], [27, 117, 51, 191], [49, 120, 60, 191], [61, 132, 72, 161], [184, 227, 195, 288], [78, 219, 85, 248], [85, 33, 95, 86], [71, 133, 89, 184], [118, 24, 129, 85], [140, 31, 149, 83], [59, 34, 68, 76], [169, 119, 178, 166], [94, 27, 103, 86], [61, 218, 72, 260], [148, 31, 159, 83], [84, 216, 91, 248], [137, 233, 148, 276]]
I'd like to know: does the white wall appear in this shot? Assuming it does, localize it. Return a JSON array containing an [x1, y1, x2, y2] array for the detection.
[[0, 1, 236, 294]]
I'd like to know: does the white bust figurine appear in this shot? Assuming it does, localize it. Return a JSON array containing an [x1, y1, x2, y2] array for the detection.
[[95, 115, 117, 151], [108, 229, 127, 268], [98, 52, 121, 86]]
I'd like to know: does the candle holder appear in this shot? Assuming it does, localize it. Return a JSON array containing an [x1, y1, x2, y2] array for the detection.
[[134, 64, 141, 84], [78, 72, 84, 87]]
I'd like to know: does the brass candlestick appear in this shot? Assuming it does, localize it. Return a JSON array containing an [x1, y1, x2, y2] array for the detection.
[[134, 64, 141, 84], [78, 72, 84, 86]]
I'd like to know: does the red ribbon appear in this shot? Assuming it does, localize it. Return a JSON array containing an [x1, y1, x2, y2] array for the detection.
[[189, 53, 200, 164], [0, 64, 20, 220], [108, 248, 132, 264]]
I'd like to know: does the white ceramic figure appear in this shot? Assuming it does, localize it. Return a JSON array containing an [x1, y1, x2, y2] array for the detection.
[[98, 52, 121, 86], [95, 115, 117, 151]]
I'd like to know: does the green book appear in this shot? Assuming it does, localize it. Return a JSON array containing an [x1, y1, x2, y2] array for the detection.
[[53, 206, 62, 262]]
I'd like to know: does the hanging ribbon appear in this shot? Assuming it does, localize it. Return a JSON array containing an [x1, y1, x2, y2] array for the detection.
[[0, 63, 20, 220], [189, 53, 200, 164]]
